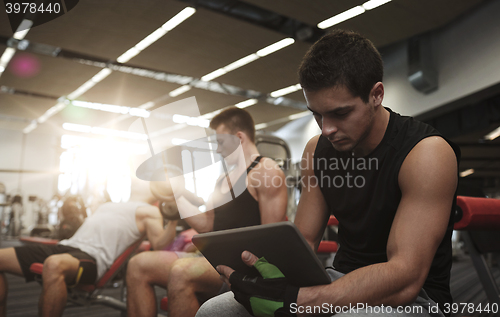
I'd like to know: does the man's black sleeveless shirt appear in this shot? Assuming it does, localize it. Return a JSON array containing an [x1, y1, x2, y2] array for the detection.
[[212, 156, 263, 231], [313, 108, 460, 314]]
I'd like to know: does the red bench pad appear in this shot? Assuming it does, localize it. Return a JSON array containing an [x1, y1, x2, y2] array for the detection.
[[317, 241, 338, 253], [454, 196, 500, 230]]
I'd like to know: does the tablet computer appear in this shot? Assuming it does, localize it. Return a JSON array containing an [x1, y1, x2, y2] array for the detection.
[[192, 222, 331, 287]]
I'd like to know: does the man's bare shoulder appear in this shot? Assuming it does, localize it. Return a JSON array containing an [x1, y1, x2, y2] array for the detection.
[[399, 136, 457, 191], [135, 204, 162, 219]]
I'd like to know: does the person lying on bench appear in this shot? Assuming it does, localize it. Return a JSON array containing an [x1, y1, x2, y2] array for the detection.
[[0, 178, 179, 317], [195, 30, 461, 317], [126, 107, 288, 317]]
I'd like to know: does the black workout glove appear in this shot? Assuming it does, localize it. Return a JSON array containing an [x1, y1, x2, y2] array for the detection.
[[229, 257, 299, 317]]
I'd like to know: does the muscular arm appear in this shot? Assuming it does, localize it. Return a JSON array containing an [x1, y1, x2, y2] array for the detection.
[[294, 136, 330, 251], [136, 205, 178, 250], [296, 136, 458, 312], [249, 157, 288, 224]]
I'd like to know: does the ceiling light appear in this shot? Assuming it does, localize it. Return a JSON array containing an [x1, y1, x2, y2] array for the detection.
[[67, 80, 97, 99], [459, 169, 474, 178], [91, 127, 148, 140], [256, 38, 295, 57], [63, 122, 92, 133], [129, 108, 151, 118], [317, 6, 365, 29], [484, 126, 500, 140], [362, 0, 391, 10], [23, 120, 37, 134], [169, 85, 192, 97], [0, 48, 16, 67], [139, 101, 155, 109], [37, 102, 66, 123], [72, 100, 129, 114], [288, 111, 311, 121], [91, 68, 112, 83], [13, 19, 33, 40], [255, 123, 268, 130], [201, 68, 227, 81], [172, 114, 209, 128], [162, 7, 196, 31], [235, 99, 258, 108], [135, 28, 168, 50], [63, 122, 147, 140], [223, 54, 259, 72], [270, 84, 302, 97], [117, 47, 141, 63]]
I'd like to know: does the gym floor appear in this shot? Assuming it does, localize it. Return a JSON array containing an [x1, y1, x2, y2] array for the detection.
[[1, 240, 499, 317]]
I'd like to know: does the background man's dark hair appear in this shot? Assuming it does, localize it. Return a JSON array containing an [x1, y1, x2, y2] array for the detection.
[[209, 107, 256, 143], [298, 29, 383, 103]]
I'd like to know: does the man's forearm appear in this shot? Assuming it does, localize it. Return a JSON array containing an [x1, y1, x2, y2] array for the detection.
[[152, 220, 177, 250], [297, 261, 421, 315]]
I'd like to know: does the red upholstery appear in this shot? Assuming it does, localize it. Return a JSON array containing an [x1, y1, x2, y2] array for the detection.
[[29, 263, 44, 275], [454, 196, 500, 230], [160, 296, 169, 311], [317, 240, 338, 253], [20, 236, 58, 245], [327, 216, 339, 226]]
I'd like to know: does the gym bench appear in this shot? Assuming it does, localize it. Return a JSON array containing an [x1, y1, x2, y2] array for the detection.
[[24, 236, 150, 314], [454, 195, 500, 305]]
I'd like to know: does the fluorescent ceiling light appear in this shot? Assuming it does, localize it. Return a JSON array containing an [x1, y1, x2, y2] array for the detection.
[[459, 169, 474, 178], [135, 28, 168, 50], [169, 85, 192, 97], [63, 122, 147, 140], [362, 0, 391, 10], [172, 114, 209, 128], [270, 84, 302, 97], [162, 7, 196, 31], [91, 127, 148, 140], [0, 66, 5, 73], [23, 120, 37, 134], [117, 7, 195, 63], [37, 102, 66, 123], [317, 6, 365, 29], [63, 122, 92, 133], [223, 54, 259, 72], [117, 47, 141, 63], [129, 107, 150, 118], [72, 100, 150, 118], [0, 48, 16, 67], [13, 19, 33, 40], [91, 68, 112, 83], [256, 38, 295, 57], [139, 101, 155, 109], [484, 126, 500, 140], [255, 123, 268, 130], [235, 99, 258, 109], [67, 79, 97, 99], [288, 111, 311, 121], [201, 68, 227, 81]]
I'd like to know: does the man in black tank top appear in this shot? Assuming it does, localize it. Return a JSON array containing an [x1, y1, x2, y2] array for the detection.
[[126, 108, 288, 317], [198, 31, 459, 317]]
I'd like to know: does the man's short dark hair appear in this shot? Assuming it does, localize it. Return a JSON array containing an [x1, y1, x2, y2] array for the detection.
[[298, 30, 383, 103], [209, 107, 256, 143]]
